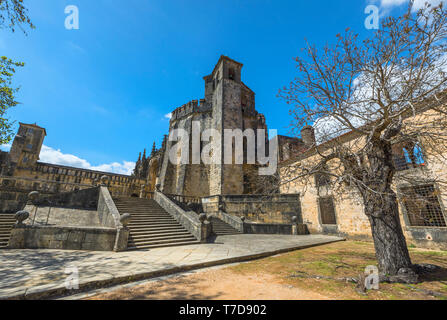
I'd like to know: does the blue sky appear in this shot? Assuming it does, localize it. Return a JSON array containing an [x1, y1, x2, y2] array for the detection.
[[1, 0, 438, 174]]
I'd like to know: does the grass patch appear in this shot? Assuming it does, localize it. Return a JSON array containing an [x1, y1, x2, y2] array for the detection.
[[227, 240, 447, 300]]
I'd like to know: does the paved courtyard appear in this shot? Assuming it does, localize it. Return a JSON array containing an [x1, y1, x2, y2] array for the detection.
[[0, 234, 343, 299]]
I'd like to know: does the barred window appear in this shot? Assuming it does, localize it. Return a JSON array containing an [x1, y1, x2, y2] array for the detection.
[[318, 196, 337, 225], [400, 184, 446, 227]]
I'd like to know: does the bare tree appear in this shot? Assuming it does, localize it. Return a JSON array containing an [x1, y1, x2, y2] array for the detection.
[[278, 2, 447, 282]]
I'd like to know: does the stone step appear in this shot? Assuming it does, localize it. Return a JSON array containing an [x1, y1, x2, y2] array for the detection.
[[130, 231, 191, 240], [128, 234, 196, 244], [118, 209, 164, 212], [113, 197, 198, 251], [128, 218, 176, 222], [127, 236, 198, 247], [130, 226, 186, 234], [127, 215, 170, 218], [129, 215, 172, 218], [127, 223, 181, 229], [126, 240, 200, 251], [129, 219, 178, 227], [129, 230, 190, 238]]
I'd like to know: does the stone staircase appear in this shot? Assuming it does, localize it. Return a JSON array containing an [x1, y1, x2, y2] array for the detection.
[[209, 217, 241, 236], [113, 197, 199, 250], [0, 213, 15, 249]]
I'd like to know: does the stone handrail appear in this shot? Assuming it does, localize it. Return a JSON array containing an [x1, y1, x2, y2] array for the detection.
[[97, 186, 122, 229], [153, 190, 210, 241], [214, 210, 245, 233], [97, 186, 129, 251]]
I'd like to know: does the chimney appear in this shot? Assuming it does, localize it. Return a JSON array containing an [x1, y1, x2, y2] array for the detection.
[[301, 125, 316, 148]]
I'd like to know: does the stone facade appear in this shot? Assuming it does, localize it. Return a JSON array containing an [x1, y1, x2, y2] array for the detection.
[[280, 108, 447, 250], [134, 56, 305, 198]]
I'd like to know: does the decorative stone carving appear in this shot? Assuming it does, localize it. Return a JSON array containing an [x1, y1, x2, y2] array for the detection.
[[100, 175, 109, 186], [27, 191, 39, 205], [240, 216, 246, 222], [120, 213, 131, 227], [292, 216, 298, 224], [15, 210, 29, 225], [199, 213, 207, 223]]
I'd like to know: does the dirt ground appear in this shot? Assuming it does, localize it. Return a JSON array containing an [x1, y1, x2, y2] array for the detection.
[[86, 241, 447, 300]]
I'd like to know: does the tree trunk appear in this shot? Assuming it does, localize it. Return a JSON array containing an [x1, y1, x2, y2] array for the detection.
[[364, 139, 414, 278], [365, 191, 412, 276]]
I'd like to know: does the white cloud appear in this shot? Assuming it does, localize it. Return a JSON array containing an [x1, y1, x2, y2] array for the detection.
[[0, 143, 11, 152], [164, 112, 172, 119], [0, 144, 135, 175], [378, 0, 446, 10]]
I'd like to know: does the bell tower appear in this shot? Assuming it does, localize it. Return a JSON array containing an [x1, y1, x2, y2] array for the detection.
[[9, 123, 46, 168]]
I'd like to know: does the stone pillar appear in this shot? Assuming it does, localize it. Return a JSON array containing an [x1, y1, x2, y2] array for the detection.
[[199, 213, 212, 242], [291, 216, 298, 235], [114, 213, 131, 252]]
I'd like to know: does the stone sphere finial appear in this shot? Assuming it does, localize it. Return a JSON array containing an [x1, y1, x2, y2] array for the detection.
[[155, 184, 161, 191], [28, 191, 40, 201], [100, 175, 109, 186], [240, 216, 246, 222], [120, 213, 131, 227], [15, 210, 29, 225], [292, 216, 298, 224], [199, 213, 207, 223]]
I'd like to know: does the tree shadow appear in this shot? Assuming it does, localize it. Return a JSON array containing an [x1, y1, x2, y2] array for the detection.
[[418, 266, 447, 283]]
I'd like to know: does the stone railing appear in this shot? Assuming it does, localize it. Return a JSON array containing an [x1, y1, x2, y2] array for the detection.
[[214, 210, 245, 233], [153, 191, 211, 242], [213, 206, 309, 236], [9, 180, 130, 252], [97, 185, 129, 251], [164, 193, 203, 213]]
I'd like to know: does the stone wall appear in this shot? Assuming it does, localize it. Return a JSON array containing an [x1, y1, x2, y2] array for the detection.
[[25, 206, 101, 227], [280, 108, 447, 250], [0, 167, 146, 213], [202, 194, 302, 224], [8, 225, 117, 251]]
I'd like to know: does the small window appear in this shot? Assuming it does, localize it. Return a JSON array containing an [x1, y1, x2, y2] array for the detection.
[[229, 68, 235, 80], [392, 142, 425, 171], [26, 144, 33, 150], [318, 196, 337, 225], [401, 184, 446, 227]]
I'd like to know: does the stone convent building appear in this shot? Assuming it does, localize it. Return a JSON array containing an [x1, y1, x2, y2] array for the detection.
[[0, 56, 307, 219], [131, 55, 311, 197], [0, 123, 147, 212]]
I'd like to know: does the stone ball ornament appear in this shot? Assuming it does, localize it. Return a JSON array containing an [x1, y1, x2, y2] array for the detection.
[[15, 210, 30, 225], [120, 213, 132, 227], [100, 175, 109, 185], [240, 216, 246, 222], [27, 191, 40, 201], [292, 216, 298, 223], [199, 213, 207, 223]]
